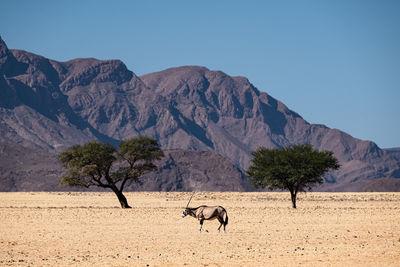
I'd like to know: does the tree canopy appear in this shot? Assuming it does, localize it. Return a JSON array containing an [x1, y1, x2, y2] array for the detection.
[[59, 137, 164, 208], [246, 144, 340, 208]]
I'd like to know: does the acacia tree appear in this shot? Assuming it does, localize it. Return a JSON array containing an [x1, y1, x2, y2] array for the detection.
[[246, 144, 340, 208], [59, 137, 164, 208]]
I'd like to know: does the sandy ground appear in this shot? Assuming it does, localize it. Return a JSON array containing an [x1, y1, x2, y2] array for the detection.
[[0, 192, 399, 266]]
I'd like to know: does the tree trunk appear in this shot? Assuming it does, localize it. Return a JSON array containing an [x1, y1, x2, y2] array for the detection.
[[290, 191, 297, 209], [114, 189, 132, 209]]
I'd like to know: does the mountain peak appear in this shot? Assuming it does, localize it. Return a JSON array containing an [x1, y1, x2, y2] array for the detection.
[[0, 35, 7, 51], [155, 65, 209, 74], [0, 35, 11, 65], [0, 36, 25, 77], [141, 65, 209, 82], [59, 57, 134, 91]]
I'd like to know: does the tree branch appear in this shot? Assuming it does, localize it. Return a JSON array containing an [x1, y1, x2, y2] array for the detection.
[[119, 174, 130, 192], [92, 176, 110, 188]]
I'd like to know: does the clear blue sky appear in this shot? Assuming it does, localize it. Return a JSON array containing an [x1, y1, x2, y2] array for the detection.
[[1, 0, 399, 148]]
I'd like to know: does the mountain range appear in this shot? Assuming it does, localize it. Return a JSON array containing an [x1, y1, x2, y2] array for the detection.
[[1, 36, 399, 192]]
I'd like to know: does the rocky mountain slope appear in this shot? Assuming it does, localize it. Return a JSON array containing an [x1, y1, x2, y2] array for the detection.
[[1, 36, 399, 191]]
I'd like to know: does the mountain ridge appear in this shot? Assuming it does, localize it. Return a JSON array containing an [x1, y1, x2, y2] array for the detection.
[[1, 36, 399, 191]]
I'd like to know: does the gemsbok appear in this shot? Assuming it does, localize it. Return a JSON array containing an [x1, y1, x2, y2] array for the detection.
[[181, 192, 228, 232]]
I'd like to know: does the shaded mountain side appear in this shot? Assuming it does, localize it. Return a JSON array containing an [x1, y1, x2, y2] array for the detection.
[[0, 37, 120, 150], [1, 36, 400, 191], [0, 141, 250, 192], [358, 178, 400, 192]]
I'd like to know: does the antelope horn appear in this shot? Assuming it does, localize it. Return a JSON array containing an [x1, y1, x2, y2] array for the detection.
[[185, 191, 196, 208]]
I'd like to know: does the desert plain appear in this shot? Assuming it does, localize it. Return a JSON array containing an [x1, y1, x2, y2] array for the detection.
[[0, 192, 399, 266]]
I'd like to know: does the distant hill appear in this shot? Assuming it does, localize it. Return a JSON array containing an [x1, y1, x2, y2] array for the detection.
[[358, 178, 400, 192], [1, 36, 399, 191], [0, 141, 249, 191], [133, 149, 250, 191], [0, 141, 64, 191]]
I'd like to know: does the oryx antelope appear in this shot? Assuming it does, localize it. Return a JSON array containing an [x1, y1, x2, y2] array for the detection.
[[181, 192, 228, 232]]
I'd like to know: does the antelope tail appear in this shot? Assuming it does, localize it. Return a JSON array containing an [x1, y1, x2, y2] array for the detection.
[[224, 210, 228, 225]]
